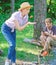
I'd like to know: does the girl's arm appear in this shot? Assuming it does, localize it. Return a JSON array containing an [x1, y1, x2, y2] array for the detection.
[[14, 20, 36, 31]]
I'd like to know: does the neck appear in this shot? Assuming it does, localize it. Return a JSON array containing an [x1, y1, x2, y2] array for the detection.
[[21, 11, 25, 17]]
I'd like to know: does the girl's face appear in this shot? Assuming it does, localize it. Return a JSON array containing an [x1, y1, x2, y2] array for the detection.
[[22, 8, 30, 15]]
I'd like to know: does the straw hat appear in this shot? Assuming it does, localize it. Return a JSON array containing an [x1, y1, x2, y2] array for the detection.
[[19, 2, 33, 10]]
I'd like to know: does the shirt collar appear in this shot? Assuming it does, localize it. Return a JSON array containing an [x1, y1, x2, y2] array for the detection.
[[19, 11, 28, 19]]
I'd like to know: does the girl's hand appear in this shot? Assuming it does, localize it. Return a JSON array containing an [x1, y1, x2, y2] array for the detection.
[[28, 22, 36, 25]]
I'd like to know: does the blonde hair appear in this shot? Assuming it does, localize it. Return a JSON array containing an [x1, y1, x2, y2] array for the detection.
[[45, 18, 52, 23]]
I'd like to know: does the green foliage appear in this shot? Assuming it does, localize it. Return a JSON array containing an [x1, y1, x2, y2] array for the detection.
[[53, 20, 56, 25], [0, 13, 11, 30], [47, 0, 56, 19]]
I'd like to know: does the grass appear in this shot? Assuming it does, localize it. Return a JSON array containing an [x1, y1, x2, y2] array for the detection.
[[0, 25, 42, 62], [0, 25, 56, 65]]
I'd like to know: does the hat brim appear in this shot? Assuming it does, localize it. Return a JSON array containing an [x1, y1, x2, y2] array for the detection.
[[18, 5, 33, 11]]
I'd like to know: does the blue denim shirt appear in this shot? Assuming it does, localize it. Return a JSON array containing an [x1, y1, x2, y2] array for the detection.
[[44, 25, 56, 35]]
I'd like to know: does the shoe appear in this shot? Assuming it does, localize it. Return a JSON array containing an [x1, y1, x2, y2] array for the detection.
[[5, 61, 10, 65], [12, 63, 16, 65], [40, 50, 48, 56]]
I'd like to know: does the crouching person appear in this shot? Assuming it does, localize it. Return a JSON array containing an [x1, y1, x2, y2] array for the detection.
[[40, 18, 56, 56]]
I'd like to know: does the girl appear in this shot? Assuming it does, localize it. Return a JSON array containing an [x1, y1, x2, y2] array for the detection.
[[1, 2, 36, 65]]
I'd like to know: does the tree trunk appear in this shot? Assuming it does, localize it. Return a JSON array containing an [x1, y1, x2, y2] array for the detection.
[[11, 0, 15, 13], [34, 0, 47, 40]]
